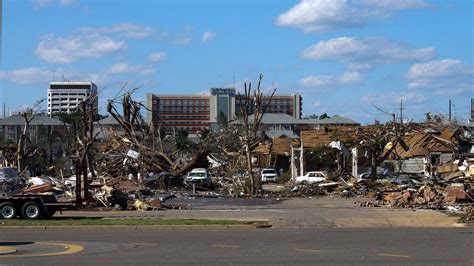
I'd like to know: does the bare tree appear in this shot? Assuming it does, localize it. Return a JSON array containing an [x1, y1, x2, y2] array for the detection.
[[237, 74, 275, 196], [16, 99, 45, 172]]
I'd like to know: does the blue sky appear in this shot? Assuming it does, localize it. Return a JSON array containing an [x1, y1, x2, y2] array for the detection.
[[1, 0, 473, 123]]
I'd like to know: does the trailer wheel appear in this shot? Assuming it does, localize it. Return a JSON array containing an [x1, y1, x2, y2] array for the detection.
[[0, 202, 17, 219], [22, 201, 42, 220]]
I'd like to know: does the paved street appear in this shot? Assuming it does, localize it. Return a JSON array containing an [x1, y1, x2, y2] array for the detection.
[[57, 197, 462, 228], [0, 227, 472, 265]]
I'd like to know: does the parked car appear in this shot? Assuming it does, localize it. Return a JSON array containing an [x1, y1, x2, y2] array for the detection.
[[184, 168, 212, 188], [295, 171, 327, 184], [261, 168, 278, 183]]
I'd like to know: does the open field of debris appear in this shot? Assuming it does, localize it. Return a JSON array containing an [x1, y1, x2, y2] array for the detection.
[[1, 91, 473, 223]]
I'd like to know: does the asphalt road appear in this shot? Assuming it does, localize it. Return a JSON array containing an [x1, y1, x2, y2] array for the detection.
[[0, 227, 472, 265]]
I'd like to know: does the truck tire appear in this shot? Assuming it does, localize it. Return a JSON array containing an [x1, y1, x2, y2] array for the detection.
[[22, 201, 42, 220], [0, 202, 17, 219]]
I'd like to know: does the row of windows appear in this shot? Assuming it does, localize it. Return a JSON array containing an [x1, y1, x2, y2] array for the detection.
[[160, 120, 208, 125], [156, 109, 210, 114], [162, 126, 207, 131], [153, 99, 209, 105], [158, 115, 210, 120]]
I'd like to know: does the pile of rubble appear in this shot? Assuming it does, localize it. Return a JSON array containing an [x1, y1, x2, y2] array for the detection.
[[351, 159, 474, 213]]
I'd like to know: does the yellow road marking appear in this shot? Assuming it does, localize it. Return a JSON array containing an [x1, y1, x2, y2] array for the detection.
[[212, 244, 240, 248], [1, 242, 84, 258], [378, 253, 410, 258], [0, 246, 17, 254], [294, 248, 322, 253]]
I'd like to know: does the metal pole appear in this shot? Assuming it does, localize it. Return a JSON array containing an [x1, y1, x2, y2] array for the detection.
[[75, 160, 82, 210], [449, 99, 452, 121], [352, 148, 358, 178], [291, 146, 295, 180], [299, 139, 304, 177]]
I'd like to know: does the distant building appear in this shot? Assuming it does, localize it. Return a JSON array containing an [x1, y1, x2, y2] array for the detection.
[[235, 93, 302, 119], [93, 116, 122, 140], [147, 94, 211, 134], [209, 88, 236, 124], [147, 88, 302, 134], [0, 114, 64, 144], [47, 81, 98, 116], [298, 115, 360, 130], [233, 113, 360, 139]]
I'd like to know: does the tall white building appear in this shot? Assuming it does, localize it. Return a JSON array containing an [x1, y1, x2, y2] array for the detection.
[[47, 81, 98, 116]]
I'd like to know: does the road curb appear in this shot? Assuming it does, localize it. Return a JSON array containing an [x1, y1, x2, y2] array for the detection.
[[0, 224, 263, 230]]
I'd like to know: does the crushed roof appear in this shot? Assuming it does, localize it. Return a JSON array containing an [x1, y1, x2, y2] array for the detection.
[[391, 132, 455, 158]]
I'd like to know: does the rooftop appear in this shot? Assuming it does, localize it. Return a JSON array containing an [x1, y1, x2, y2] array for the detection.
[[302, 115, 360, 125], [94, 116, 121, 126], [0, 115, 63, 126], [50, 81, 96, 85], [241, 113, 359, 125]]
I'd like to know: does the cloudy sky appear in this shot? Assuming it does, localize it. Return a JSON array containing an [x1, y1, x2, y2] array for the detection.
[[1, 0, 473, 123]]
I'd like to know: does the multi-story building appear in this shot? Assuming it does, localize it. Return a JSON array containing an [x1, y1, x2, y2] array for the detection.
[[147, 88, 302, 134], [147, 94, 211, 133], [235, 93, 302, 119], [47, 81, 98, 116]]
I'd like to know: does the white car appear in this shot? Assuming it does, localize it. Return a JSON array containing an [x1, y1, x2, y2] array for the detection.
[[261, 168, 278, 183], [295, 171, 327, 184], [184, 168, 212, 188]]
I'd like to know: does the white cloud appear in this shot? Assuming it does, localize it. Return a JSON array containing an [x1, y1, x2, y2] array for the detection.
[[34, 0, 76, 7], [78, 23, 153, 40], [361, 92, 426, 105], [276, 0, 362, 32], [35, 33, 126, 63], [172, 36, 192, 45], [201, 31, 216, 42], [358, 0, 429, 11], [106, 62, 156, 75], [148, 52, 167, 62], [301, 37, 435, 63], [276, 0, 430, 32], [300, 70, 363, 88], [407, 59, 474, 94], [59, 0, 75, 6], [0, 67, 54, 84], [346, 63, 373, 71]]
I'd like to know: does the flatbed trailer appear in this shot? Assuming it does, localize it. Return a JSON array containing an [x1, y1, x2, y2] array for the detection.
[[0, 194, 75, 220]]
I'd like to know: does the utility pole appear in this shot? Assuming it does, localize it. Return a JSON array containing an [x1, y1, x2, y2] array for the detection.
[[449, 99, 452, 121], [400, 99, 403, 126]]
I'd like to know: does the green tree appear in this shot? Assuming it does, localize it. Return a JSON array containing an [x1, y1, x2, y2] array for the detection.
[[174, 129, 195, 154], [217, 111, 228, 129]]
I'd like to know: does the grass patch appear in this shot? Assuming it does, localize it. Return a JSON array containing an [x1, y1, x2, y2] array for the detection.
[[0, 218, 245, 226]]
